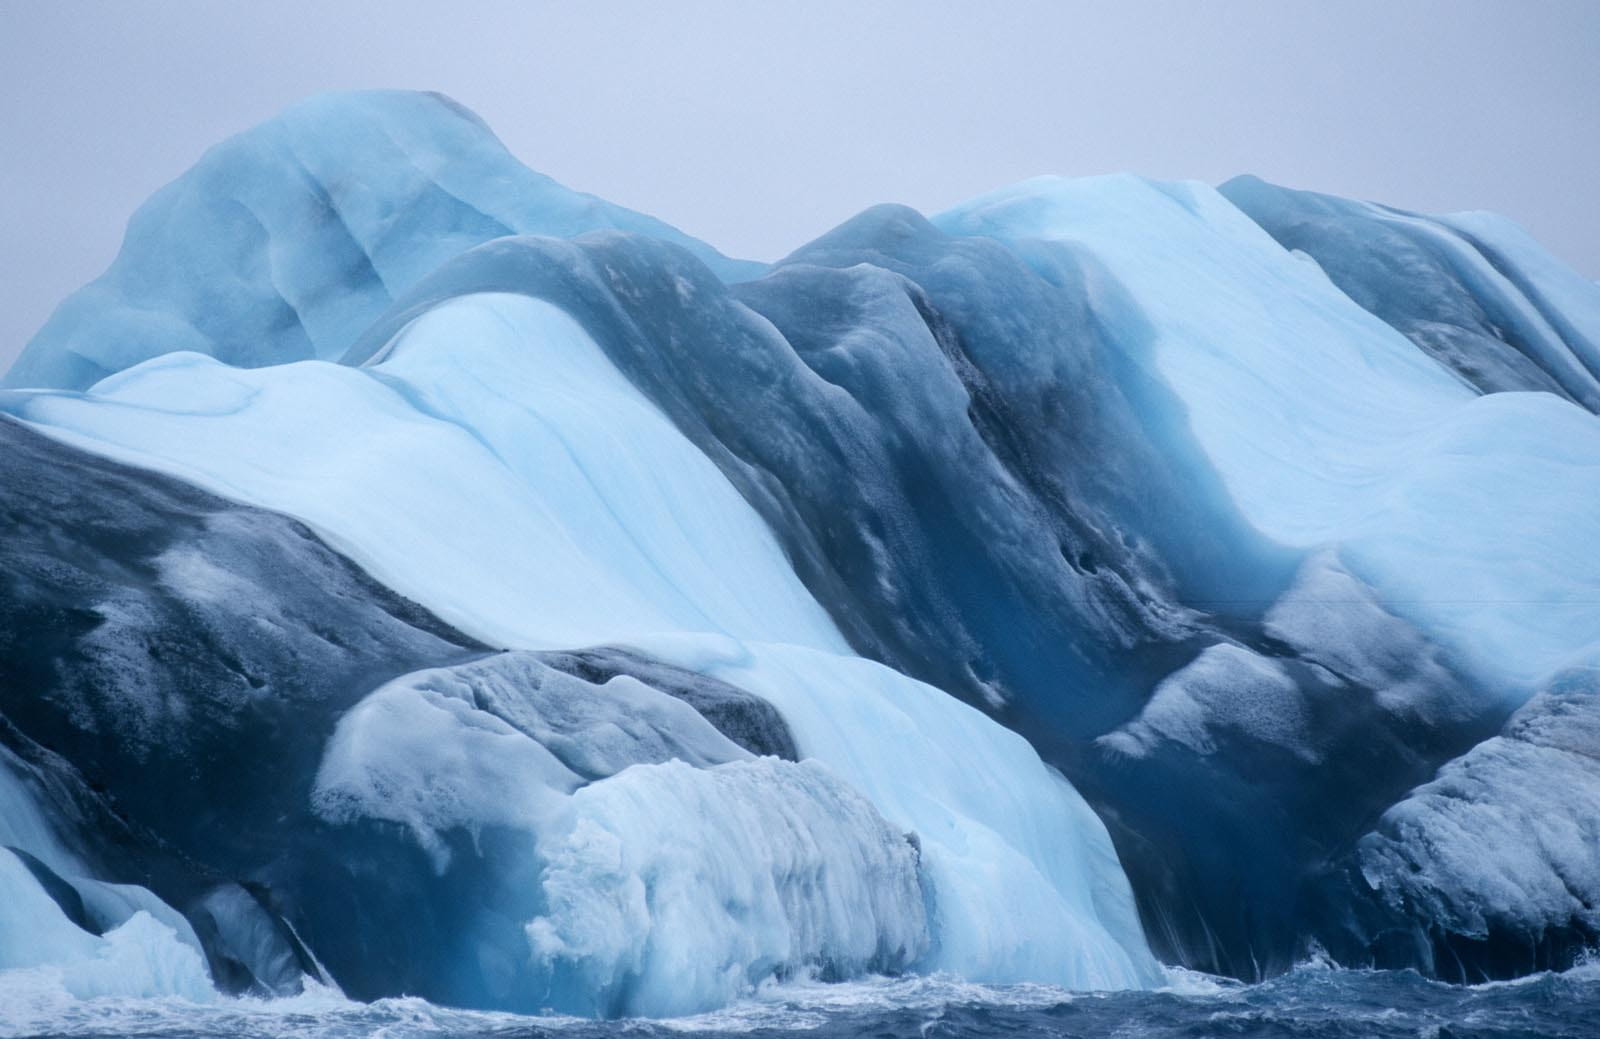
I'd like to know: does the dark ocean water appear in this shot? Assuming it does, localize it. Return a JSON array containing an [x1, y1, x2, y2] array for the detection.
[[5, 962, 1599, 1039]]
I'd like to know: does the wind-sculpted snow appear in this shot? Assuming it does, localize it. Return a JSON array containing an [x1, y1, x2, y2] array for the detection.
[[5, 91, 1600, 1007], [3, 90, 759, 392], [1222, 175, 1600, 411]]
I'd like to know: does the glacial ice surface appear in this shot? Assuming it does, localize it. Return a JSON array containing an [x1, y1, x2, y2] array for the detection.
[[3, 90, 759, 391], [529, 756, 927, 1017], [0, 850, 213, 1003], [3, 292, 1160, 1003], [1222, 175, 1600, 411], [935, 175, 1600, 694], [0, 409, 497, 1002], [1345, 666, 1600, 975], [312, 653, 929, 1016], [6, 87, 1600, 999], [0, 752, 207, 977]]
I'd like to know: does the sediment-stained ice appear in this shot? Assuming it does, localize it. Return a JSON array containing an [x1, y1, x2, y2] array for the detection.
[[1329, 667, 1600, 979], [311, 653, 930, 1016], [1222, 175, 1600, 411], [3, 292, 1160, 1001], [935, 175, 1600, 695], [5, 89, 1599, 1002]]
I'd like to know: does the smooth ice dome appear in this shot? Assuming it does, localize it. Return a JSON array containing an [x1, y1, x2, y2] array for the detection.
[[3, 88, 1599, 1016], [4, 90, 759, 392]]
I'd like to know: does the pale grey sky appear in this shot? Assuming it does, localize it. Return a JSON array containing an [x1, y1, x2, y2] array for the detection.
[[3, 1, 1597, 372]]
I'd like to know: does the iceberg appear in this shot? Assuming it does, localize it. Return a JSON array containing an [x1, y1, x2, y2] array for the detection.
[[3, 88, 1599, 1007], [1319, 666, 1600, 980], [0, 287, 1160, 1009], [0, 744, 212, 1004], [935, 174, 1600, 696], [311, 652, 930, 1016], [1220, 175, 1600, 411], [0, 851, 212, 1004], [3, 90, 760, 392]]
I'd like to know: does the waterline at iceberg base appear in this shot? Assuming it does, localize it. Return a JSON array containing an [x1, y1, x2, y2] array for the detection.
[[0, 91, 1597, 1035]]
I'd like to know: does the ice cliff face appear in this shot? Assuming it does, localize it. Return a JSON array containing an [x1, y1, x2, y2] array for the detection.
[[1, 89, 1597, 1009]]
